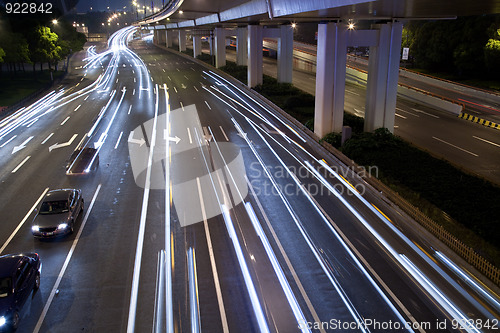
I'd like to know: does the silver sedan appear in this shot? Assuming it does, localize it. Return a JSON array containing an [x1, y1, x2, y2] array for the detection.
[[31, 189, 84, 238]]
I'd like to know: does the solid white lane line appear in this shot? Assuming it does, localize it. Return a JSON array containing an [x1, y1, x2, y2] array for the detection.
[[188, 248, 201, 333], [412, 108, 440, 118], [33, 184, 102, 333], [0, 135, 16, 148], [12, 156, 30, 173], [0, 188, 49, 255], [473, 135, 500, 148], [26, 118, 38, 128], [41, 133, 54, 145], [163, 83, 174, 333], [219, 126, 229, 141], [114, 131, 123, 149], [245, 201, 311, 332], [196, 178, 229, 333], [60, 116, 70, 126], [127, 84, 159, 333], [220, 204, 270, 333], [432, 137, 478, 157]]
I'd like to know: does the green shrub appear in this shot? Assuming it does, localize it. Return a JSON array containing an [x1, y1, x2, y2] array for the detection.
[[304, 118, 314, 131], [343, 113, 365, 134], [341, 128, 500, 263], [321, 132, 342, 148]]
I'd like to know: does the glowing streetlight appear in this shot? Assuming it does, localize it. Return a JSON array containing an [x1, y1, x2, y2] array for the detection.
[[52, 19, 58, 25], [348, 22, 355, 30]]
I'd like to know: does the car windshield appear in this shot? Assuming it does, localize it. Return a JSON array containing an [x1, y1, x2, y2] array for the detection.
[[0, 277, 11, 297], [40, 200, 69, 214]]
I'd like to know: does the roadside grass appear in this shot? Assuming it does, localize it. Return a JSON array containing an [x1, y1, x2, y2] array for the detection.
[[0, 70, 64, 107]]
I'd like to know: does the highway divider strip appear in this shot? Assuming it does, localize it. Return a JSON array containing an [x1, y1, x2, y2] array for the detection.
[[459, 112, 500, 130]]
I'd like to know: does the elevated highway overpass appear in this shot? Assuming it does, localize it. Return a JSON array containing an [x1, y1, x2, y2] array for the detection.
[[136, 0, 500, 137]]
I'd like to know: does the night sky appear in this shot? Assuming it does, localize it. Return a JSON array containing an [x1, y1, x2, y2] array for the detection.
[[76, 0, 165, 13]]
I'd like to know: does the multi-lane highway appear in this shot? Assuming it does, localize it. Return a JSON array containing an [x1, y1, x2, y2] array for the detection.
[[0, 28, 499, 332]]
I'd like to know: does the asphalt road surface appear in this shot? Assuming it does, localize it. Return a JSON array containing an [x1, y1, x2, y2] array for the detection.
[[0, 28, 498, 333], [220, 48, 500, 185]]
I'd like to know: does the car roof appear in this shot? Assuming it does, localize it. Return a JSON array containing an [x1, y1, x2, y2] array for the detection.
[[0, 254, 24, 278], [44, 189, 75, 201]]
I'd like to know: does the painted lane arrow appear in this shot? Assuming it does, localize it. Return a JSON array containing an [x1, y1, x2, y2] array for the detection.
[[94, 132, 107, 149], [49, 134, 78, 152], [163, 129, 181, 144], [128, 130, 145, 146], [12, 136, 34, 154]]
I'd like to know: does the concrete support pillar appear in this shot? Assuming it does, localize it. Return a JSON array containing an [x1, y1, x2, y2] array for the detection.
[[215, 27, 227, 68], [248, 25, 263, 88], [193, 35, 202, 58], [314, 22, 348, 137], [277, 25, 294, 83], [166, 30, 173, 48], [178, 30, 186, 52], [236, 27, 248, 66], [364, 22, 403, 133], [153, 30, 158, 44], [157, 30, 166, 44]]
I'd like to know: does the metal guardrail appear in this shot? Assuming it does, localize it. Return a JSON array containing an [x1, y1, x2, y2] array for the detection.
[[398, 81, 465, 110]]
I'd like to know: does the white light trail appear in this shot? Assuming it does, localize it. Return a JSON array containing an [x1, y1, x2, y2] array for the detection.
[[127, 83, 159, 333]]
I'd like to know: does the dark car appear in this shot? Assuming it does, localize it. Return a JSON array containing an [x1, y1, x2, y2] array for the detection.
[[31, 189, 84, 238], [0, 253, 41, 331], [66, 147, 99, 175]]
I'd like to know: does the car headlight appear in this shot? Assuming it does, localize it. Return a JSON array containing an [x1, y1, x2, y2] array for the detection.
[[0, 316, 6, 327], [32, 225, 40, 232], [57, 223, 68, 230]]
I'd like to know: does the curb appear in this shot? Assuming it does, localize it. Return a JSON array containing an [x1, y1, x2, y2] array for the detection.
[[459, 112, 500, 130]]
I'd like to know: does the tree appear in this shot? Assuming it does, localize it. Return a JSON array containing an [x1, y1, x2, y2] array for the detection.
[[402, 15, 500, 79], [28, 26, 60, 72], [484, 29, 500, 76]]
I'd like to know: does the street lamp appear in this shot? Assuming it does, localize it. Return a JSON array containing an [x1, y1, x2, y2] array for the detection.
[[52, 19, 58, 25]]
